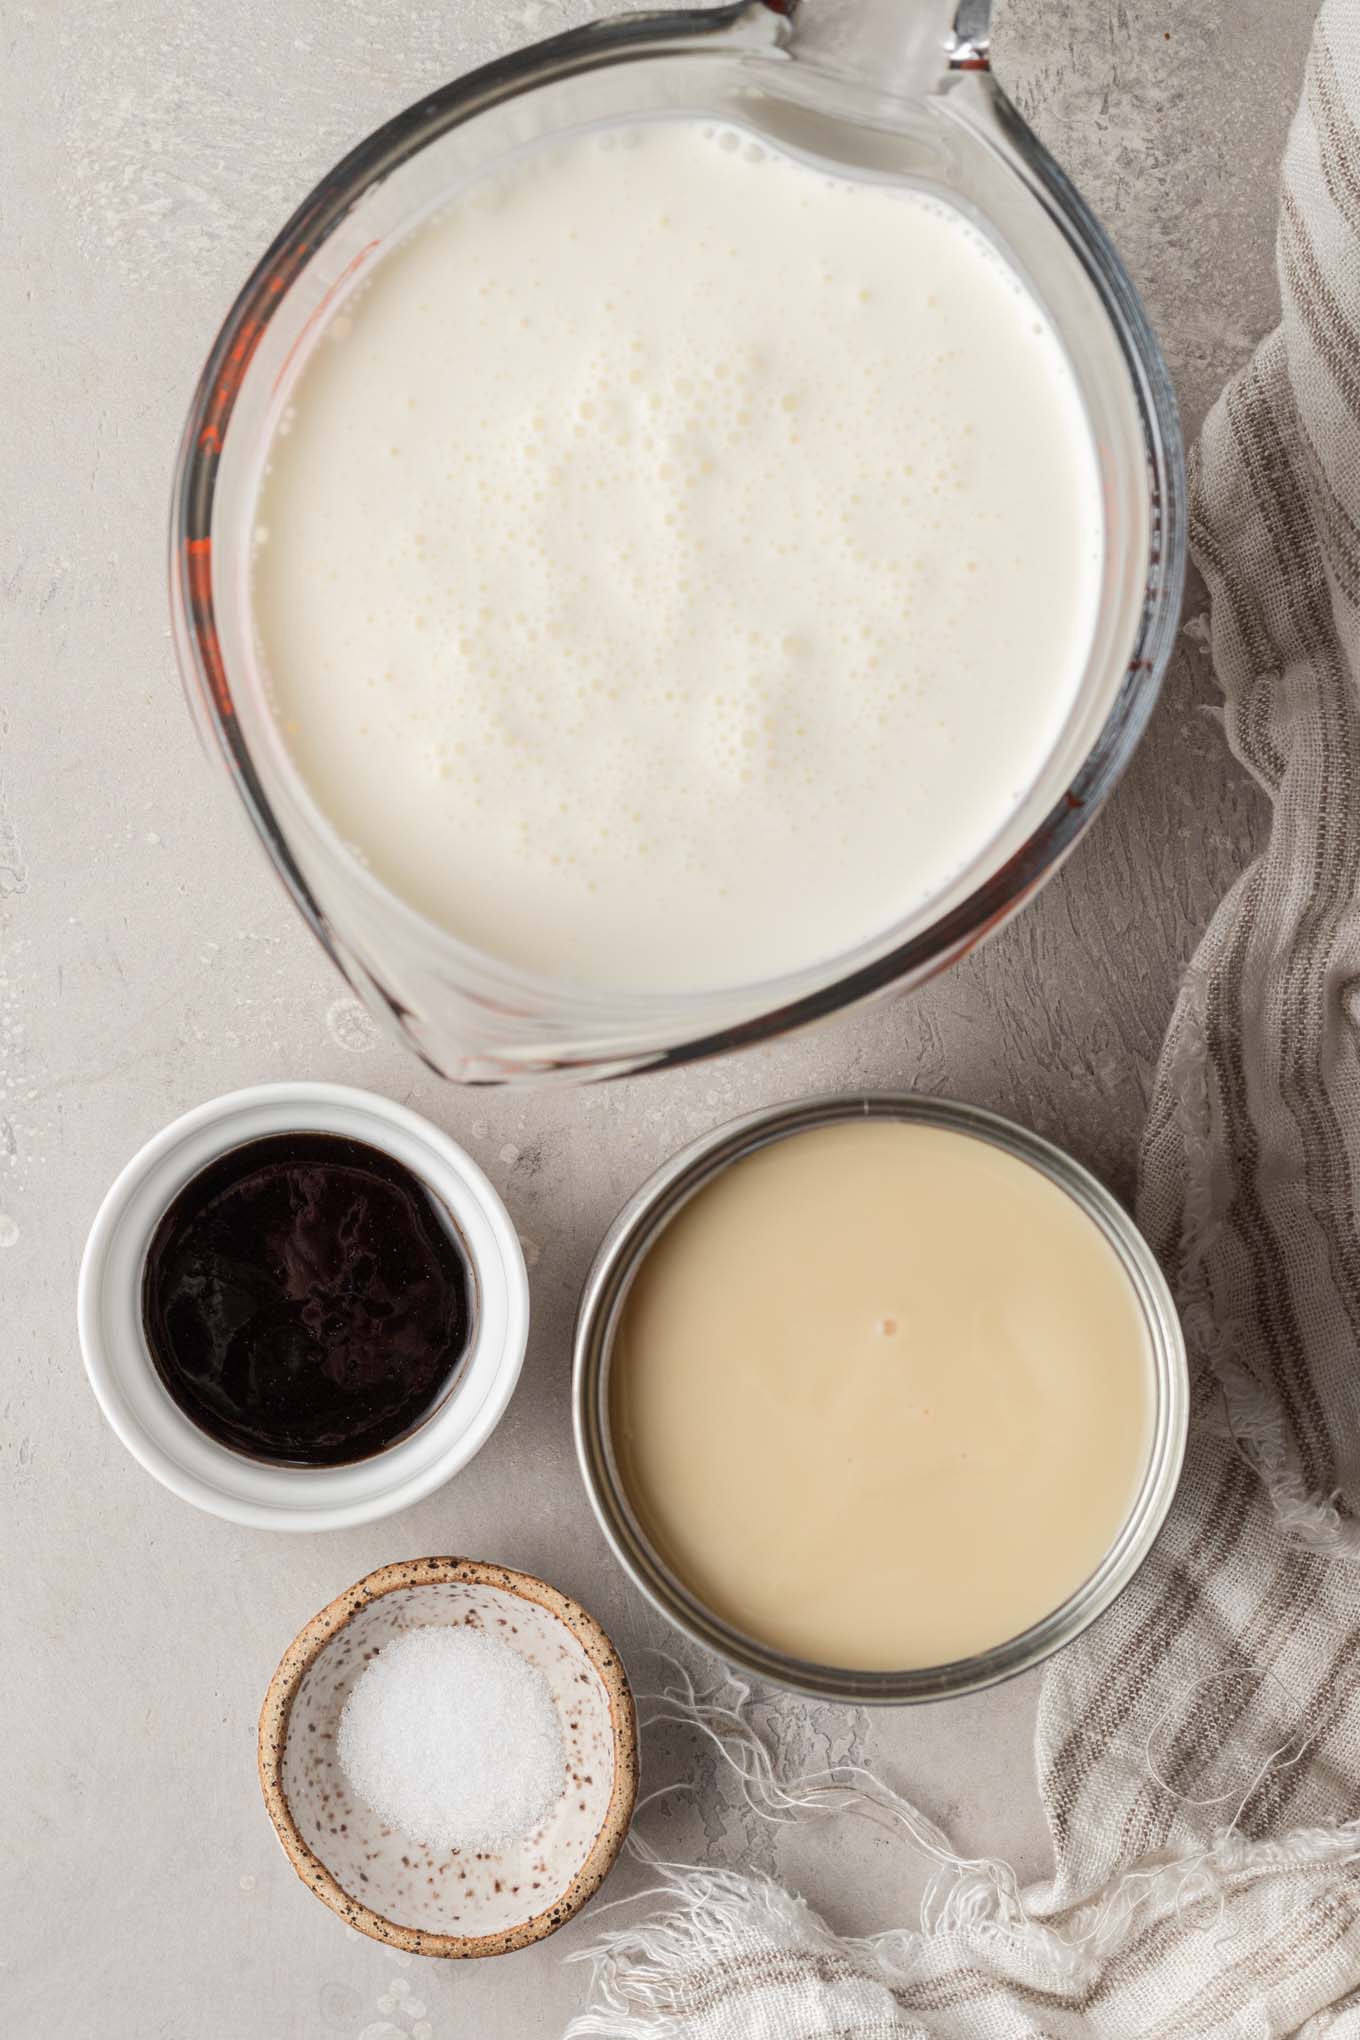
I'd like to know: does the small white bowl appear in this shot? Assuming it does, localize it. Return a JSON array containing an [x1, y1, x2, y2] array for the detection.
[[77, 1083, 529, 1530]]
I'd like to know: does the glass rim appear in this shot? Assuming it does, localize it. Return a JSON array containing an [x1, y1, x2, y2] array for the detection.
[[573, 1089, 1190, 1704], [169, 1, 1187, 1071]]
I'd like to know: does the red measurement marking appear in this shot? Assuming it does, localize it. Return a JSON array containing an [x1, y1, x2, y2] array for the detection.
[[197, 245, 314, 464], [182, 538, 233, 718]]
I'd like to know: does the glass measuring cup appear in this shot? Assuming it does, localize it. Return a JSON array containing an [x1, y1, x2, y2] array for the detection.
[[171, 0, 1184, 1083]]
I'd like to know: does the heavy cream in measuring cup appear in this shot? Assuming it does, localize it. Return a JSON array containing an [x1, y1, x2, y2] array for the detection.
[[253, 121, 1104, 993]]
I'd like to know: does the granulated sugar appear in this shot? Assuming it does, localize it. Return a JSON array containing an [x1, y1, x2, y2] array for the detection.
[[336, 1624, 564, 1851]]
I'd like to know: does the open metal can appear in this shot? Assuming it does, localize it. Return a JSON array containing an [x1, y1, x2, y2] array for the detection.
[[574, 1090, 1188, 1704]]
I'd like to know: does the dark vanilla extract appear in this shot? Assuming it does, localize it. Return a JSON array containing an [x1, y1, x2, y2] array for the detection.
[[142, 1133, 473, 1466]]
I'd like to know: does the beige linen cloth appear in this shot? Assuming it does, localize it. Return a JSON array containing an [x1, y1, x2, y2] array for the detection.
[[568, 5, 1360, 2032]]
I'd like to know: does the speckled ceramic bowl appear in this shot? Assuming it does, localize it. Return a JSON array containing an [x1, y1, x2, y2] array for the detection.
[[258, 1558, 638, 1957]]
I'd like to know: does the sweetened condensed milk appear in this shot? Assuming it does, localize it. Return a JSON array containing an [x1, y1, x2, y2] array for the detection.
[[610, 1120, 1153, 1671]]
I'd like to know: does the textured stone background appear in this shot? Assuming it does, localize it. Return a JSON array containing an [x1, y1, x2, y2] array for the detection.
[[1, 1, 1312, 2032]]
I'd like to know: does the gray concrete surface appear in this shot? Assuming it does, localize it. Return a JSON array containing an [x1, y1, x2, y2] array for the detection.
[[2, 1, 1313, 2032]]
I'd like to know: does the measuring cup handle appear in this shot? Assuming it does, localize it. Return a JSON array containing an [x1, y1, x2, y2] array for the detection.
[[780, 0, 992, 92]]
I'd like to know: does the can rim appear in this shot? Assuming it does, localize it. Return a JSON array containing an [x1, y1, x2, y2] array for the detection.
[[573, 1090, 1188, 1704]]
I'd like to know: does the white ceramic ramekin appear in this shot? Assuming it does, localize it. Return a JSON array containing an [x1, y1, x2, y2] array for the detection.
[[78, 1083, 529, 1530]]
